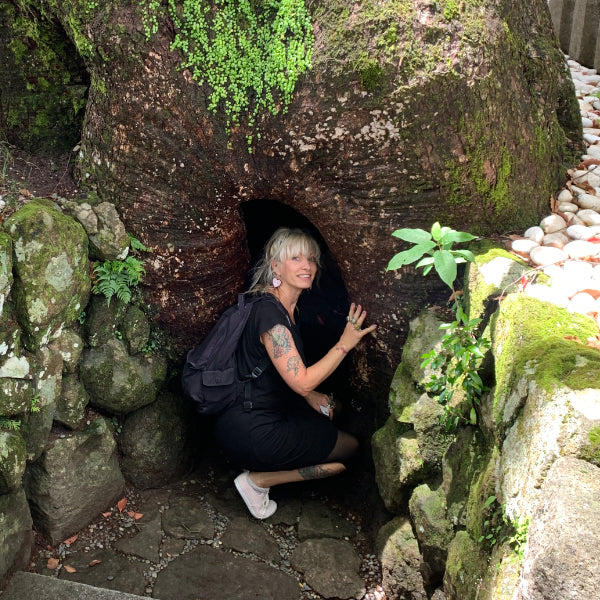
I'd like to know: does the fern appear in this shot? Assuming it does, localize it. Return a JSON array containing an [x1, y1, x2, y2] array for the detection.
[[92, 257, 146, 305], [128, 234, 152, 253], [0, 418, 21, 430]]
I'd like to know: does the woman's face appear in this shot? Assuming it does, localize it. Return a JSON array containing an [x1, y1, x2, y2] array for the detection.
[[272, 252, 318, 292]]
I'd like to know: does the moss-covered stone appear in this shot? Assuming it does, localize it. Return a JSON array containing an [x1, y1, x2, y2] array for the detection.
[[491, 295, 600, 427], [84, 294, 127, 348], [51, 329, 84, 374], [118, 391, 192, 488], [388, 362, 421, 422], [464, 239, 529, 323], [121, 305, 150, 355], [20, 347, 63, 461], [0, 233, 13, 322], [443, 530, 486, 600], [54, 375, 88, 430], [0, 378, 34, 417], [0, 430, 26, 493], [80, 338, 166, 415], [408, 483, 454, 581], [5, 199, 91, 351], [0, 487, 32, 587], [465, 449, 498, 542]]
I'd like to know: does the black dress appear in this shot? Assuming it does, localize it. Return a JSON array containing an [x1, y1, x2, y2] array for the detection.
[[213, 296, 339, 471]]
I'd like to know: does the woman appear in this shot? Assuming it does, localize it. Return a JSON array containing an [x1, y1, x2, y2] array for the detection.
[[214, 228, 377, 519]]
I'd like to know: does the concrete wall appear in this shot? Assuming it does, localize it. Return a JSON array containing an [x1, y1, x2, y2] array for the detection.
[[550, 0, 600, 70]]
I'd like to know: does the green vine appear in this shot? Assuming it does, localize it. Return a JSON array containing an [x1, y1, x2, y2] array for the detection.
[[141, 0, 313, 147]]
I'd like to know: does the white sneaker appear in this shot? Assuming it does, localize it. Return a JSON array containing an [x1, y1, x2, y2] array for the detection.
[[234, 471, 277, 519]]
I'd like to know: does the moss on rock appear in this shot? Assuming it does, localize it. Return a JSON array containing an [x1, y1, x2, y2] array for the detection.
[[492, 295, 600, 425], [5, 199, 91, 351]]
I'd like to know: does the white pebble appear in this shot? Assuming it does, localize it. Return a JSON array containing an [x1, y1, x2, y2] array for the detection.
[[564, 240, 600, 259], [543, 232, 569, 248], [558, 201, 579, 213], [577, 209, 600, 226], [569, 292, 597, 315], [582, 117, 595, 128], [511, 238, 539, 257], [530, 245, 568, 266], [524, 283, 569, 307], [563, 260, 595, 280], [566, 224, 594, 241], [524, 226, 544, 244], [584, 133, 600, 145], [540, 214, 567, 234], [557, 189, 573, 203], [576, 193, 600, 211]]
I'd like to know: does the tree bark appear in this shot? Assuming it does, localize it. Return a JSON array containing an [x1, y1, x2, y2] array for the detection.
[[2, 0, 583, 398]]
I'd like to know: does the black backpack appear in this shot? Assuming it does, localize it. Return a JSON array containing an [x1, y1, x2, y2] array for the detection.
[[181, 294, 287, 415]]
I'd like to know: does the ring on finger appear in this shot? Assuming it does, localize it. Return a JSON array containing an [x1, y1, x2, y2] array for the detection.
[[353, 323, 361, 331]]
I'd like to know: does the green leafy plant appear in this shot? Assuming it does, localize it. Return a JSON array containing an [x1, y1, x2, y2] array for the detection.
[[478, 496, 529, 559], [0, 418, 21, 431], [140, 0, 313, 149], [30, 394, 41, 413], [92, 256, 146, 306], [387, 222, 490, 430]]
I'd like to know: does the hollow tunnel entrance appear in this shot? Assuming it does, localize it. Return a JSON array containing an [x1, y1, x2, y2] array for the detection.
[[240, 198, 351, 396]]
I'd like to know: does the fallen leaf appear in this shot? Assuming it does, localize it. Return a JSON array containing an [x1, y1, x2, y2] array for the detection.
[[564, 335, 581, 343], [102, 512, 112, 518], [19, 188, 31, 197], [578, 158, 600, 169], [47, 558, 60, 570], [89, 559, 102, 567], [64, 565, 77, 573], [519, 275, 529, 292], [63, 534, 78, 545], [117, 497, 127, 512], [587, 335, 600, 349], [133, 512, 143, 520]]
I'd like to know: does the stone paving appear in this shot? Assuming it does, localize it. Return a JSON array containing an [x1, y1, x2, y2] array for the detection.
[[24, 456, 386, 600]]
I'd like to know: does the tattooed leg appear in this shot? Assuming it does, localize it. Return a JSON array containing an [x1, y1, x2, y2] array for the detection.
[[298, 463, 346, 480]]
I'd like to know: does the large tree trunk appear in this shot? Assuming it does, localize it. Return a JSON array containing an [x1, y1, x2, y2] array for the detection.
[[2, 0, 583, 398]]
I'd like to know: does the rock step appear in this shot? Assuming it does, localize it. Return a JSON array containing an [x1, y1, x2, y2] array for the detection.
[[2, 571, 149, 600]]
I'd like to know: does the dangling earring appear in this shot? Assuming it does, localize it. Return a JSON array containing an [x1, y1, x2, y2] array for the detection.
[[272, 276, 282, 288]]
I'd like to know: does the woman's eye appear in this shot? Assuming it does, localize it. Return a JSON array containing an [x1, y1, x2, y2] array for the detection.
[[308, 257, 317, 263]]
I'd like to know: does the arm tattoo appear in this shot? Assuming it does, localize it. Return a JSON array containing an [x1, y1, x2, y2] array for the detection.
[[298, 465, 329, 480], [287, 355, 301, 376], [267, 324, 292, 359]]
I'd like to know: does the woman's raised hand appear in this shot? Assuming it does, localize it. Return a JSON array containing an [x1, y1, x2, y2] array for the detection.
[[339, 303, 377, 351]]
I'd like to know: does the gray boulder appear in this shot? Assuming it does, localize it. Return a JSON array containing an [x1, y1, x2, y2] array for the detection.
[[118, 391, 191, 487], [54, 374, 89, 429], [518, 457, 600, 599], [20, 347, 63, 461], [121, 305, 150, 354], [88, 202, 130, 261], [24, 416, 125, 544], [376, 516, 427, 600], [4, 198, 90, 350], [51, 328, 84, 374], [0, 487, 33, 587], [409, 483, 454, 585], [80, 338, 166, 415], [0, 233, 13, 321], [291, 537, 365, 600], [0, 430, 27, 494], [84, 294, 127, 348]]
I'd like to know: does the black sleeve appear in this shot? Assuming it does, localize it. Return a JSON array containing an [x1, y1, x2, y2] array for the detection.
[[253, 300, 291, 338]]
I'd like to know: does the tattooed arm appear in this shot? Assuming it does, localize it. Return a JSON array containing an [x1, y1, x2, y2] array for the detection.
[[261, 323, 346, 397]]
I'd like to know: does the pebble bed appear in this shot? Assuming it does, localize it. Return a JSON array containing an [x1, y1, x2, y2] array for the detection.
[[508, 56, 600, 327]]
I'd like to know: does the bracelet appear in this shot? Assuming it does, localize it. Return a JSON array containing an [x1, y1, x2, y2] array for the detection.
[[335, 345, 348, 355]]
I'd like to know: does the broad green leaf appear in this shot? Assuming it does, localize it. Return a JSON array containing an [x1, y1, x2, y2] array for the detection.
[[483, 495, 496, 508], [386, 240, 436, 270], [415, 256, 435, 268], [430, 221, 442, 241], [391, 228, 432, 243], [441, 230, 476, 244], [433, 249, 458, 289], [470, 407, 477, 424], [451, 249, 476, 263]]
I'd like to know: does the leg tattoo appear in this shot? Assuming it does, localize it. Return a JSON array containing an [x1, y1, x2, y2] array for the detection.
[[298, 465, 330, 480]]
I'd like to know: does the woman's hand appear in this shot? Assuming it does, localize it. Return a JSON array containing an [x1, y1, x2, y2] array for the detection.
[[338, 303, 377, 352], [305, 390, 334, 420]]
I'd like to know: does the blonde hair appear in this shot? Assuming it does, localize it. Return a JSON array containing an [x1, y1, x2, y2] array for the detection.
[[248, 227, 321, 294]]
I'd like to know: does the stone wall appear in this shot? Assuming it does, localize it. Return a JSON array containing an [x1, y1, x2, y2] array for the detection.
[[550, 0, 600, 69], [372, 242, 600, 599], [0, 197, 192, 586]]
